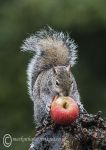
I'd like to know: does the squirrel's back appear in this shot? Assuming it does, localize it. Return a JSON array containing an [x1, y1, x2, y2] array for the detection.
[[21, 27, 78, 100]]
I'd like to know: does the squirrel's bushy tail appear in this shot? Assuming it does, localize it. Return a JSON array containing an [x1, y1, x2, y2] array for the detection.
[[21, 27, 77, 67], [21, 27, 78, 99]]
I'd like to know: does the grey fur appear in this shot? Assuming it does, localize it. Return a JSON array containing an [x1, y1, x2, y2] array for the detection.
[[21, 27, 77, 65], [21, 27, 84, 127]]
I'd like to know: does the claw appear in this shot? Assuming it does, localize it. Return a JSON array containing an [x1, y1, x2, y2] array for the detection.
[[43, 119, 48, 126], [45, 103, 51, 114]]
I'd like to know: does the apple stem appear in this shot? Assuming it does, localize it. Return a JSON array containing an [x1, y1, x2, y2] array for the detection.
[[63, 102, 68, 109]]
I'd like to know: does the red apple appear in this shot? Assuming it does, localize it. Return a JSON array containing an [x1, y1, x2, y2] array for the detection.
[[50, 96, 79, 125]]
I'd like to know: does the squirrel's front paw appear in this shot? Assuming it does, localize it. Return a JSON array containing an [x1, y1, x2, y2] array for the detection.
[[43, 104, 51, 126], [45, 103, 51, 114], [43, 119, 49, 126]]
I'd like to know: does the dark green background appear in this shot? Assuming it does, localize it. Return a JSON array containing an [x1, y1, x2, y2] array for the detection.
[[0, 0, 106, 149]]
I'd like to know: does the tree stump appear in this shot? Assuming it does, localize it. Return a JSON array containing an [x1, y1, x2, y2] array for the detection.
[[29, 111, 106, 150]]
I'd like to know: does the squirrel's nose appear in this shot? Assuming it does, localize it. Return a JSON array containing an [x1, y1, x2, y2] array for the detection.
[[59, 92, 64, 97], [59, 91, 69, 97]]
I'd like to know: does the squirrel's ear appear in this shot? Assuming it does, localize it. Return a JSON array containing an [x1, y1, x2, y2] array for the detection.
[[66, 64, 71, 73], [52, 66, 57, 74]]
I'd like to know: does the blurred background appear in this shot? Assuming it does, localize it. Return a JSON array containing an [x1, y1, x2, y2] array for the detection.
[[0, 0, 106, 149]]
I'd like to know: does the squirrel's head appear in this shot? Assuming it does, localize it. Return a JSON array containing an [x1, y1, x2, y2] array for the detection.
[[50, 65, 74, 96]]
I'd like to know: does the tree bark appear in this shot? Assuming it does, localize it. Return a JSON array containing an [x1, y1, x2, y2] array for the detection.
[[29, 111, 106, 150]]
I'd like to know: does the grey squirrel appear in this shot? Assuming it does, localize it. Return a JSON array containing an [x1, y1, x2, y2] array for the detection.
[[21, 27, 85, 128]]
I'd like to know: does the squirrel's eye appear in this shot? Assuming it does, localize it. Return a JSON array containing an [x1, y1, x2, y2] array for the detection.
[[56, 80, 59, 86]]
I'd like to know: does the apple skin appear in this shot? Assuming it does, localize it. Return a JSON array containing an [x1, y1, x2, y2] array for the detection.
[[50, 96, 79, 125]]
